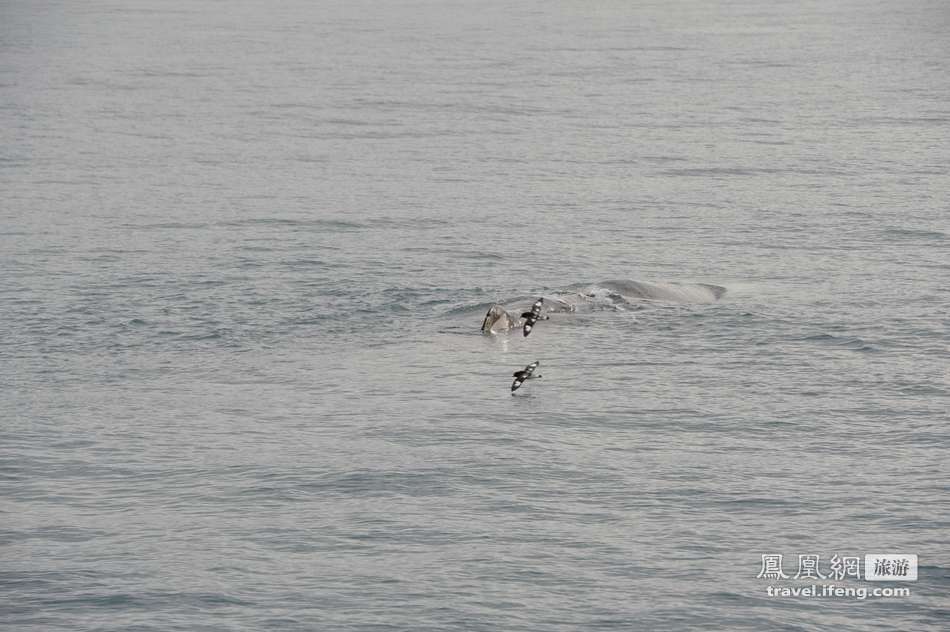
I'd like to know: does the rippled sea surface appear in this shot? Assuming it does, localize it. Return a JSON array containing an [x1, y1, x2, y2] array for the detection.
[[2, 1, 949, 630]]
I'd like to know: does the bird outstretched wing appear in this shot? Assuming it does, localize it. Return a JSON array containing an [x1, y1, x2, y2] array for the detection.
[[511, 361, 541, 393], [522, 299, 546, 337]]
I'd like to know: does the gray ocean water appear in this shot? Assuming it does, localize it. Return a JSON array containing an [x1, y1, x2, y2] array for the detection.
[[2, 1, 949, 630]]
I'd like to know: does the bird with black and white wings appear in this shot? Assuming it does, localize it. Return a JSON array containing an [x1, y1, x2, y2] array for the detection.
[[520, 298, 549, 337], [511, 360, 542, 393]]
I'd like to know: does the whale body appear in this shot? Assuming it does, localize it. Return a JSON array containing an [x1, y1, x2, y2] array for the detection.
[[480, 279, 726, 334], [481, 297, 573, 334], [481, 304, 518, 334], [595, 279, 725, 303]]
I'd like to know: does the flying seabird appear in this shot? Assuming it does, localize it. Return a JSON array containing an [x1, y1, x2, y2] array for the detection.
[[511, 360, 542, 394], [520, 298, 549, 337]]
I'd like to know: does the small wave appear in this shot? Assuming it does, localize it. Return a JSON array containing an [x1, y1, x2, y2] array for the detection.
[[0, 526, 107, 544], [883, 227, 946, 241], [122, 221, 210, 230], [802, 333, 879, 352], [367, 216, 452, 230], [218, 218, 367, 231], [278, 258, 340, 269], [896, 383, 947, 396], [660, 166, 762, 177], [400, 246, 503, 260]]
